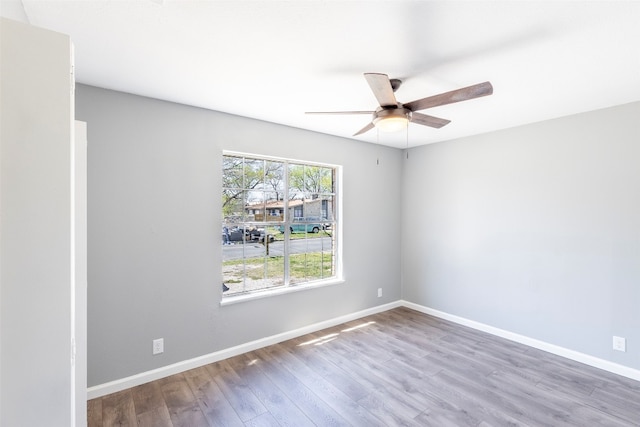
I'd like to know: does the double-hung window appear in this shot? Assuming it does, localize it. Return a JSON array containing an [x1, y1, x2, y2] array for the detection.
[[221, 153, 339, 298]]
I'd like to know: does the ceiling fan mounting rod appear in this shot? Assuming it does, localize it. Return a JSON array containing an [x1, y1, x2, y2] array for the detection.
[[389, 78, 402, 92]]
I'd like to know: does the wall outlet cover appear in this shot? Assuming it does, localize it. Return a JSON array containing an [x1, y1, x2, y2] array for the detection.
[[153, 338, 164, 355], [612, 336, 626, 352]]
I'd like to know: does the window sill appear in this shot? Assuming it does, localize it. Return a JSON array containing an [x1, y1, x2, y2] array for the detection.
[[220, 278, 345, 306]]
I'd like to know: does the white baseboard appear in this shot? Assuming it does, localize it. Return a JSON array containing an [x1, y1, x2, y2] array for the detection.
[[401, 300, 640, 382], [89, 299, 640, 399], [87, 301, 402, 400]]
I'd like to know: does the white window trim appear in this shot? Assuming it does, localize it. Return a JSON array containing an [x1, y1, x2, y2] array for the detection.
[[219, 277, 345, 306]]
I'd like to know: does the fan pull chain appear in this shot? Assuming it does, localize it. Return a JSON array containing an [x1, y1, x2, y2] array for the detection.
[[406, 123, 409, 159]]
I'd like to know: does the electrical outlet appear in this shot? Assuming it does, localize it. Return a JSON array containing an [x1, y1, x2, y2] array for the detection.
[[377, 288, 382, 298], [153, 338, 164, 355], [613, 336, 626, 352]]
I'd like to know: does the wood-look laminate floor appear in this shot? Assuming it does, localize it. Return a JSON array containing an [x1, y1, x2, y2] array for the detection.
[[88, 307, 640, 426]]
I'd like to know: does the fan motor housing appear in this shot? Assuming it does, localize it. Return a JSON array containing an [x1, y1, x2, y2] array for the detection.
[[373, 105, 412, 124]]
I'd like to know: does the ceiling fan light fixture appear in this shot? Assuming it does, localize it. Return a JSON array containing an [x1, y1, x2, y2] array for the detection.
[[375, 116, 409, 132], [307, 74, 492, 137], [373, 107, 411, 133]]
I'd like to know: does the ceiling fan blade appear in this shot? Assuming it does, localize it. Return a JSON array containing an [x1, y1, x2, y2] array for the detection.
[[404, 81, 493, 112], [411, 112, 451, 129], [364, 73, 398, 107], [353, 122, 375, 136], [305, 111, 373, 115]]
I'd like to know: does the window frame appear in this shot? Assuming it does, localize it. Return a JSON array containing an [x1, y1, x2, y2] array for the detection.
[[221, 151, 342, 304]]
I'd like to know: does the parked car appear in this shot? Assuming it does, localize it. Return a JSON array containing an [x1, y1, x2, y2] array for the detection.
[[223, 226, 273, 243], [227, 227, 255, 242], [259, 232, 275, 243], [278, 217, 325, 234]]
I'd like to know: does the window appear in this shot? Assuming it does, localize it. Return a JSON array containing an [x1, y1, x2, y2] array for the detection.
[[222, 153, 339, 298]]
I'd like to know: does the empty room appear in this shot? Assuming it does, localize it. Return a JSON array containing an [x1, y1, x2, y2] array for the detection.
[[1, 1, 639, 426]]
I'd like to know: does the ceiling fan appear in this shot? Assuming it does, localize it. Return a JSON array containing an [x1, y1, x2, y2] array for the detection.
[[306, 73, 493, 136]]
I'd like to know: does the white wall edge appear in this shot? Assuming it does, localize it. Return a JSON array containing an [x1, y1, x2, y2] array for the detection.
[[87, 301, 402, 399], [401, 300, 640, 382]]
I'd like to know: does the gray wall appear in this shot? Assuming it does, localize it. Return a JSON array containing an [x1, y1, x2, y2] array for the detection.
[[402, 101, 640, 370], [75, 85, 403, 386], [77, 83, 640, 387]]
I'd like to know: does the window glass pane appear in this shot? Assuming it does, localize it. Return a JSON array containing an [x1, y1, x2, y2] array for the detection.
[[222, 155, 244, 190], [222, 190, 248, 223], [263, 191, 282, 223], [244, 158, 264, 189], [321, 195, 334, 221], [222, 154, 338, 297], [293, 205, 304, 220], [245, 190, 263, 221], [288, 163, 305, 195], [264, 160, 285, 200], [288, 233, 335, 285], [304, 165, 332, 194], [303, 195, 322, 221], [223, 221, 284, 296]]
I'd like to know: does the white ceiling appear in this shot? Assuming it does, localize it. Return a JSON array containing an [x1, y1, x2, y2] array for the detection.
[[3, 0, 640, 148]]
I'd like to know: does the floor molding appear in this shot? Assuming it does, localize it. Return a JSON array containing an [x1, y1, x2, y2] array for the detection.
[[88, 299, 640, 399], [87, 301, 402, 400], [402, 300, 640, 382]]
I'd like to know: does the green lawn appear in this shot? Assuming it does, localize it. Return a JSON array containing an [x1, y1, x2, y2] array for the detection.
[[223, 251, 333, 281]]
